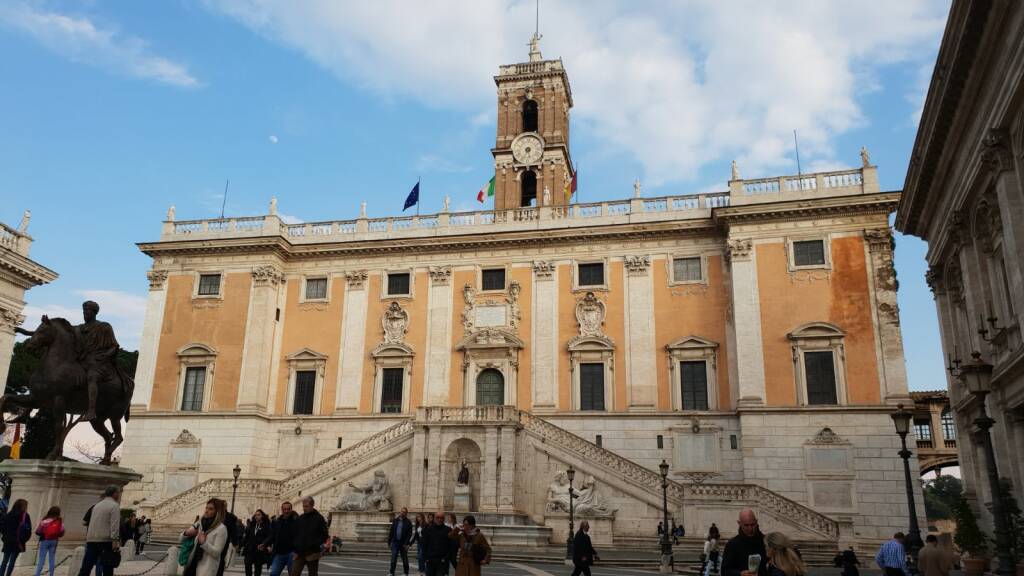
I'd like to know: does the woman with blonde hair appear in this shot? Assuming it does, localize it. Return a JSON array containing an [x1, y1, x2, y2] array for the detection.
[[764, 532, 806, 576], [182, 499, 229, 576]]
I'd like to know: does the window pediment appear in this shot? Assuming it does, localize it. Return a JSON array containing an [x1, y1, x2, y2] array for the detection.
[[666, 335, 718, 352], [456, 328, 524, 351], [568, 334, 615, 352], [285, 348, 328, 362], [787, 322, 845, 342], [177, 343, 217, 358], [372, 342, 415, 359]]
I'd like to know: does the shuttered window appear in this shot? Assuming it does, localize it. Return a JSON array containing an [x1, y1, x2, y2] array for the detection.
[[804, 351, 838, 405], [680, 361, 709, 410], [381, 368, 404, 413], [579, 363, 605, 411], [293, 370, 316, 415], [181, 367, 206, 411]]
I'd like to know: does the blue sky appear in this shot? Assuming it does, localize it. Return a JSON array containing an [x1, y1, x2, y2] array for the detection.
[[2, 1, 951, 393]]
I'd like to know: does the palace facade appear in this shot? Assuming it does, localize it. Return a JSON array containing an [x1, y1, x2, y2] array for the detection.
[[122, 40, 921, 550]]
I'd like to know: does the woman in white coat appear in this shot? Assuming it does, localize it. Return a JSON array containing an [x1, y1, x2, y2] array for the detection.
[[181, 499, 228, 576]]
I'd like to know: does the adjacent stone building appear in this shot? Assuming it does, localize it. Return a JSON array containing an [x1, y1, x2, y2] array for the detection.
[[122, 39, 921, 550], [897, 0, 1024, 541], [0, 212, 57, 386]]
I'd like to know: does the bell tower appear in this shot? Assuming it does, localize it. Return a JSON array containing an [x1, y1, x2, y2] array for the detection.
[[492, 34, 574, 210]]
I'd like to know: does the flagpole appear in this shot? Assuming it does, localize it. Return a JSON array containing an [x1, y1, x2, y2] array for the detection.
[[417, 177, 421, 216]]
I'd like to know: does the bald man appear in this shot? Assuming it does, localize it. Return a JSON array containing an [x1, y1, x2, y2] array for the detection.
[[721, 510, 768, 576]]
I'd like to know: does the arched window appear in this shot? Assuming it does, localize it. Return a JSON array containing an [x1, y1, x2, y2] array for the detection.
[[941, 409, 956, 441], [476, 369, 504, 406], [521, 171, 537, 207], [522, 99, 538, 133]]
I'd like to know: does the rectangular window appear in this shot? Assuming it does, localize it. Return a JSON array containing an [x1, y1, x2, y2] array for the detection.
[[305, 278, 328, 300], [656, 435, 664, 449], [481, 268, 506, 291], [730, 435, 738, 450], [578, 263, 604, 287], [181, 367, 206, 411], [197, 274, 221, 296], [579, 362, 605, 411], [680, 361, 709, 410], [596, 435, 603, 447], [380, 367, 404, 413], [804, 351, 838, 405], [793, 240, 826, 267], [673, 257, 702, 282], [337, 437, 344, 449], [292, 370, 316, 415], [914, 421, 932, 441], [387, 273, 410, 296], [941, 414, 956, 440]]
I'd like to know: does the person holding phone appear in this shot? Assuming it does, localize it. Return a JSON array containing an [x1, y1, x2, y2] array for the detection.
[[721, 510, 768, 576], [448, 516, 490, 576]]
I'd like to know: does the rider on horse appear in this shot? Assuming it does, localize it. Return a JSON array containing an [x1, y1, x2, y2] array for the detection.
[[16, 300, 118, 421]]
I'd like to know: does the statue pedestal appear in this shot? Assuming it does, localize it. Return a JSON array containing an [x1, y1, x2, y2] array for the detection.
[[453, 483, 472, 512], [328, 510, 393, 540], [0, 459, 142, 565]]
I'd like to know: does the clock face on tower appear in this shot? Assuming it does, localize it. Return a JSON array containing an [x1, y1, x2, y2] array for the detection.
[[511, 133, 544, 165]]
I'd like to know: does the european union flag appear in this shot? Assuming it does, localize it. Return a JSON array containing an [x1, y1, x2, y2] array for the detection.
[[403, 181, 420, 211]]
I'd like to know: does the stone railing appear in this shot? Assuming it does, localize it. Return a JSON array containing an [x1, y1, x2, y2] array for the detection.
[[520, 410, 839, 541], [280, 420, 414, 496], [150, 420, 415, 522], [417, 405, 521, 425], [151, 478, 283, 522], [730, 166, 877, 207], [0, 222, 29, 256]]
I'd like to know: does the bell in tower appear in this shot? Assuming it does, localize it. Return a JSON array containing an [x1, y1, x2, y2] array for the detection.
[[491, 34, 574, 211]]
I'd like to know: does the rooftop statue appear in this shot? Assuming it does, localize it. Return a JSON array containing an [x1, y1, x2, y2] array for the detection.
[[6, 301, 134, 463]]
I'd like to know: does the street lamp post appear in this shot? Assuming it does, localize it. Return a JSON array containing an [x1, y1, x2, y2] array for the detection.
[[230, 464, 241, 515], [566, 466, 576, 563], [959, 352, 1015, 576], [890, 404, 924, 575], [659, 459, 673, 574]]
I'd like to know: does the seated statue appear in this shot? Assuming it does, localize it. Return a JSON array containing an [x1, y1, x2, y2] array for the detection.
[[575, 475, 615, 516], [544, 471, 571, 513], [336, 470, 393, 512]]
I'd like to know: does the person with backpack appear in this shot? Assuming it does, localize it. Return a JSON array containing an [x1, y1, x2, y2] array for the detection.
[[0, 499, 31, 576], [34, 506, 64, 576], [449, 516, 489, 576]]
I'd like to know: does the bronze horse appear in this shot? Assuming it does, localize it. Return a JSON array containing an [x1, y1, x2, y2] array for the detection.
[[0, 316, 132, 463]]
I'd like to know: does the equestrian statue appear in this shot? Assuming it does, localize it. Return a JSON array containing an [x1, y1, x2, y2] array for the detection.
[[3, 300, 134, 464]]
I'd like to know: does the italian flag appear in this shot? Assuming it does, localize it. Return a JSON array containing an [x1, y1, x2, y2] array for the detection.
[[476, 176, 495, 203]]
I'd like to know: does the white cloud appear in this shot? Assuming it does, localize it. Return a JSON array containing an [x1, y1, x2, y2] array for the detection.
[[21, 290, 147, 351], [203, 0, 948, 184], [0, 3, 200, 88], [269, 134, 279, 144], [416, 153, 472, 174]]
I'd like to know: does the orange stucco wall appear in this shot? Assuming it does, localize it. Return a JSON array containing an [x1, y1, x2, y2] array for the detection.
[[358, 275, 382, 413], [273, 277, 345, 415], [606, 262, 627, 411], [510, 266, 532, 410], [652, 255, 731, 410], [151, 273, 251, 411], [757, 237, 881, 406]]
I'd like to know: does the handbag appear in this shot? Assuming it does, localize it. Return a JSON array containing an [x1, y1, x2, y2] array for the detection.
[[178, 536, 196, 566]]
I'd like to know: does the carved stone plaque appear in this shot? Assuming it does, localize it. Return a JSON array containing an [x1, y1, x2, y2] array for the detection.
[[807, 447, 851, 473], [809, 480, 855, 511], [278, 434, 315, 470], [673, 433, 720, 472], [165, 472, 198, 497], [170, 446, 199, 466], [475, 305, 507, 328]]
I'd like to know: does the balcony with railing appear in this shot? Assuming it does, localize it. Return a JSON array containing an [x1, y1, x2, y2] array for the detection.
[[157, 166, 879, 245]]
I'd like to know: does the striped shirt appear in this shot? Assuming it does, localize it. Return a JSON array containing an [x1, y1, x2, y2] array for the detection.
[[875, 539, 907, 575]]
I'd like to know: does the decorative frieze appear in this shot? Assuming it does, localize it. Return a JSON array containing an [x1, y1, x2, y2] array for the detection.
[[429, 266, 452, 286], [252, 265, 283, 287], [533, 260, 555, 280], [726, 238, 753, 262], [345, 270, 368, 290], [147, 269, 168, 291], [623, 255, 650, 275]]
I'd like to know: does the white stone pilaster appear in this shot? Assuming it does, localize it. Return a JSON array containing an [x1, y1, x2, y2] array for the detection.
[[864, 229, 909, 402], [424, 428, 443, 509], [133, 270, 170, 409], [237, 265, 283, 412], [481, 427, 498, 511], [531, 261, 557, 410], [424, 267, 453, 406], [727, 239, 766, 406], [624, 256, 656, 409], [498, 426, 516, 511], [336, 271, 368, 411], [409, 427, 427, 509]]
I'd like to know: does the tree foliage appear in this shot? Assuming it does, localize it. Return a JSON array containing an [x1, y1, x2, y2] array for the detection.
[[924, 475, 963, 521], [953, 494, 989, 555], [20, 409, 58, 459], [4, 342, 39, 396]]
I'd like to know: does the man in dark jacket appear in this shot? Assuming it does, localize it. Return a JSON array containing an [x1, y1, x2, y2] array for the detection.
[[265, 502, 299, 576], [721, 509, 768, 576], [217, 503, 240, 576], [387, 508, 413, 576], [571, 520, 599, 576], [289, 497, 329, 576], [421, 512, 451, 576]]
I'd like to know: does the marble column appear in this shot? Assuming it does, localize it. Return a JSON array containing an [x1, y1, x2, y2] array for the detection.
[[237, 265, 283, 413], [726, 239, 766, 407], [624, 255, 656, 409], [424, 267, 453, 406], [531, 261, 558, 411], [336, 270, 368, 412], [865, 229, 909, 402], [131, 270, 170, 410]]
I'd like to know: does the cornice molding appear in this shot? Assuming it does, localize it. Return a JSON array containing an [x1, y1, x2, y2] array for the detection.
[[0, 250, 58, 288]]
